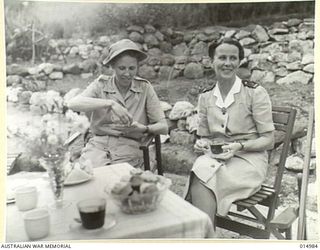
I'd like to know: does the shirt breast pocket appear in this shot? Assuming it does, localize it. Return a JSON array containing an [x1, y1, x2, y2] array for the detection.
[[230, 101, 254, 132]]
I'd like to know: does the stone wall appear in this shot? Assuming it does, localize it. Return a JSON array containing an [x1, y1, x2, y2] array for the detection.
[[7, 17, 314, 90]]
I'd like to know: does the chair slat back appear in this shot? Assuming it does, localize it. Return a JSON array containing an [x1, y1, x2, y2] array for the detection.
[[273, 123, 287, 132], [271, 106, 297, 195], [272, 112, 290, 126]]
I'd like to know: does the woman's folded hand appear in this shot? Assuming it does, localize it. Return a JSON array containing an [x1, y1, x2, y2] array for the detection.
[[210, 142, 242, 160], [194, 139, 211, 154], [210, 150, 233, 160], [120, 121, 147, 134], [110, 101, 133, 125], [222, 143, 242, 154]]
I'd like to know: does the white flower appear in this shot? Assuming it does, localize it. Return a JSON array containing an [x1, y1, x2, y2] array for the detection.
[[65, 109, 79, 122], [45, 120, 60, 134], [47, 134, 59, 145], [41, 114, 53, 123]]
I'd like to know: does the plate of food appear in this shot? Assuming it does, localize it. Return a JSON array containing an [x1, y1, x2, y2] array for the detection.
[[106, 169, 171, 214], [64, 162, 93, 186]]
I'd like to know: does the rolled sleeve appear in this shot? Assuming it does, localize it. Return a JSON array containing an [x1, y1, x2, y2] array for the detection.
[[80, 79, 100, 98], [252, 86, 275, 134], [197, 94, 211, 137], [146, 85, 165, 123]]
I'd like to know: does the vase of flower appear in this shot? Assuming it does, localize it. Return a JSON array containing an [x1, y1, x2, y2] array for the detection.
[[15, 113, 90, 209], [41, 153, 70, 209]]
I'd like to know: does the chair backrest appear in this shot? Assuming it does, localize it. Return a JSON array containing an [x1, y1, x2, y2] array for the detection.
[[271, 106, 297, 198]]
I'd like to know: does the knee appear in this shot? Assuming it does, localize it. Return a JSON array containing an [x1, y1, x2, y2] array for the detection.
[[190, 175, 204, 193]]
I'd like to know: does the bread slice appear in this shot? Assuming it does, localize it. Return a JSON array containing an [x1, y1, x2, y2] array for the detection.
[[65, 167, 91, 184]]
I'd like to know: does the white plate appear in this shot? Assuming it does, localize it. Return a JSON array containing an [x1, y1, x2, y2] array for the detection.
[[64, 175, 92, 186], [69, 214, 116, 234]]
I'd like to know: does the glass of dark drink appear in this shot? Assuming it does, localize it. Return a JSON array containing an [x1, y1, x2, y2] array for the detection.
[[210, 143, 224, 154], [77, 198, 106, 230]]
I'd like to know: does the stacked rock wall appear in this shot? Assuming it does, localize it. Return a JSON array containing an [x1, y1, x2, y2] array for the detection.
[[6, 18, 314, 114]]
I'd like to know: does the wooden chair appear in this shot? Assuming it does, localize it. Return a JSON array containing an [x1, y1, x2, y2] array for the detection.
[[216, 106, 297, 239], [65, 130, 164, 175], [269, 106, 314, 240], [140, 134, 164, 175]]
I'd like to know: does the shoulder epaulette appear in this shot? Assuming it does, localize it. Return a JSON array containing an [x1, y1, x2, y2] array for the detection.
[[242, 79, 259, 88], [97, 74, 111, 82], [134, 76, 150, 84], [201, 82, 217, 93]]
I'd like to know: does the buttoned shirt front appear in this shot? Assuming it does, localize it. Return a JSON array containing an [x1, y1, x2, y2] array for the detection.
[[80, 74, 165, 139], [197, 76, 274, 142]]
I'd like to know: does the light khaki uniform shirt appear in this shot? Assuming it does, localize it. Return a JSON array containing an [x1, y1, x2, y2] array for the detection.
[[81, 74, 165, 139], [77, 74, 165, 168], [197, 76, 274, 142]]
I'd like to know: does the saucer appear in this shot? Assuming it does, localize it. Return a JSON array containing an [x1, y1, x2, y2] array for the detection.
[[69, 214, 116, 234], [6, 198, 15, 204], [64, 175, 92, 186]]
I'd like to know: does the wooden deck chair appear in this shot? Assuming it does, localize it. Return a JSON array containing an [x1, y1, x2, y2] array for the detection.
[[216, 106, 297, 239], [269, 106, 314, 240]]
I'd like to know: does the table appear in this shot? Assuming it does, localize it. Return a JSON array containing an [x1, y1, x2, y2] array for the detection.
[[6, 163, 214, 241]]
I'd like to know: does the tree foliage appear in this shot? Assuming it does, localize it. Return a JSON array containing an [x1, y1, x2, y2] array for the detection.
[[4, 1, 315, 62]]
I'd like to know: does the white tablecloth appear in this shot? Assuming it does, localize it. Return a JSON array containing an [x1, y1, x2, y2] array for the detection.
[[6, 163, 214, 241]]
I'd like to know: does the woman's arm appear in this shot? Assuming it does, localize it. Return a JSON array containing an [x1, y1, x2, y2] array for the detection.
[[67, 96, 133, 125], [66, 95, 113, 113], [147, 119, 168, 135], [143, 83, 168, 135], [224, 131, 274, 153], [211, 131, 274, 161]]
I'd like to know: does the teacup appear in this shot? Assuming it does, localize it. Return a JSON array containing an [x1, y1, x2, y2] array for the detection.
[[77, 198, 106, 230], [23, 208, 50, 240], [15, 186, 38, 211], [210, 143, 224, 154]]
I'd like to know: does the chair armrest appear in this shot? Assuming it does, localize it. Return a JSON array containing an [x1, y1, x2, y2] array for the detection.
[[270, 207, 299, 230], [64, 131, 82, 147], [139, 134, 156, 150]]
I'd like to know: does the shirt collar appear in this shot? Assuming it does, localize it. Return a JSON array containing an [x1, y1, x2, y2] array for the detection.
[[130, 77, 143, 93], [213, 76, 242, 108], [103, 75, 142, 93], [102, 75, 116, 93]]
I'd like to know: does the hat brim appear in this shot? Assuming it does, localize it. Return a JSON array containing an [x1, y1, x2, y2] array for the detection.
[[103, 48, 148, 65]]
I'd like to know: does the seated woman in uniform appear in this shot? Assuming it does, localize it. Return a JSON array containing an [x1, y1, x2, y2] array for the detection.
[[67, 39, 168, 168], [184, 38, 275, 230]]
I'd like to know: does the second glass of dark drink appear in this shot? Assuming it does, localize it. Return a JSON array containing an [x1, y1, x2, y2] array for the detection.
[[77, 198, 106, 229]]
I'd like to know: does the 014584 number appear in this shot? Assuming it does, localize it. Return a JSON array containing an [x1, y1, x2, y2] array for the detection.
[[300, 244, 318, 248]]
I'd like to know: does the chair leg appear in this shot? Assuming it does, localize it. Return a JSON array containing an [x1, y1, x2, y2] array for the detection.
[[155, 135, 163, 175], [142, 148, 150, 171], [285, 227, 292, 240]]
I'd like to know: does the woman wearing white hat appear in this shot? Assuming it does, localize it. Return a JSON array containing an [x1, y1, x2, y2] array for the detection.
[[67, 39, 168, 168]]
